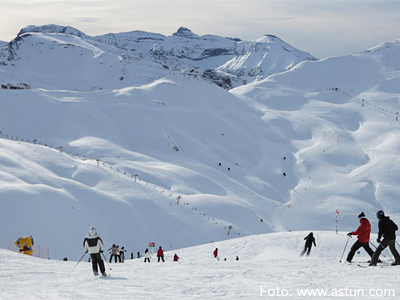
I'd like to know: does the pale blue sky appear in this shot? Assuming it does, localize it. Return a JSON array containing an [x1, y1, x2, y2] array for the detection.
[[1, 0, 400, 58]]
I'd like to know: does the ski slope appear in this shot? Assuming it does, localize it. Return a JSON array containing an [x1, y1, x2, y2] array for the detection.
[[1, 25, 400, 266], [1, 231, 399, 299]]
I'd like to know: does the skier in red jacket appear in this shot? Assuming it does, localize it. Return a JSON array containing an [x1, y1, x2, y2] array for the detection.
[[346, 212, 375, 263], [157, 246, 165, 262], [213, 248, 220, 261]]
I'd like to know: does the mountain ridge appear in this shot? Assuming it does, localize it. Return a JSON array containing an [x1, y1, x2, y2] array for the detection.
[[1, 24, 316, 90]]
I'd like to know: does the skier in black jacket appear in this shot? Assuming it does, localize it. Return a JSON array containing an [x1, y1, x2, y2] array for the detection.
[[83, 226, 107, 276], [300, 232, 316, 256], [369, 210, 400, 266]]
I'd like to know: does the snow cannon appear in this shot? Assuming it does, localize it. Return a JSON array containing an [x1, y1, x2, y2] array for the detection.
[[14, 235, 34, 256]]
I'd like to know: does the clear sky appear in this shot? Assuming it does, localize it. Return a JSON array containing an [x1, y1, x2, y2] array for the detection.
[[1, 0, 400, 59]]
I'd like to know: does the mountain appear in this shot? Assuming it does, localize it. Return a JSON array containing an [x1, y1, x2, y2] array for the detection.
[[0, 25, 316, 90], [1, 25, 400, 261], [233, 39, 400, 230], [218, 34, 316, 83]]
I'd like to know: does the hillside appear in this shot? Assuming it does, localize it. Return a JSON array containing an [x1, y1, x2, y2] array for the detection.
[[1, 25, 400, 260], [232, 39, 400, 231]]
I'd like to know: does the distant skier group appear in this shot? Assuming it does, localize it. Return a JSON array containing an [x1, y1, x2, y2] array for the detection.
[[81, 225, 185, 276], [142, 246, 170, 263], [107, 244, 127, 263]]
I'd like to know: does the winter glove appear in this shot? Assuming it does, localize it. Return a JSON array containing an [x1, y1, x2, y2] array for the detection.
[[100, 250, 103, 253], [347, 232, 352, 237], [376, 238, 381, 243]]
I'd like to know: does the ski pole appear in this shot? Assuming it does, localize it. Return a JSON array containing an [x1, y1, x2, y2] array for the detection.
[[370, 242, 386, 258], [396, 240, 400, 248], [378, 242, 393, 260], [339, 235, 351, 262], [68, 252, 86, 277], [102, 252, 112, 270]]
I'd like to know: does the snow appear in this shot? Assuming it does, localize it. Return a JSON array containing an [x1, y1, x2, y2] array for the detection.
[[1, 37, 400, 258], [1, 25, 316, 89], [1, 24, 400, 298], [1, 231, 399, 299]]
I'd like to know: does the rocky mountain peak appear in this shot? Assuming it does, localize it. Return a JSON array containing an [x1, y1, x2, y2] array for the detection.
[[173, 27, 197, 37]]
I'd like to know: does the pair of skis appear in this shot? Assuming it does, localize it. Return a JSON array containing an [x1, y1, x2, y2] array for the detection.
[[344, 262, 397, 268], [357, 263, 397, 268], [343, 260, 397, 268]]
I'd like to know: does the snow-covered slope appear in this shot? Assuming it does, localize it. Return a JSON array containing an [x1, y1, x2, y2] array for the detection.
[[218, 34, 315, 82], [1, 231, 399, 299], [232, 39, 400, 230], [0, 30, 170, 90], [1, 25, 400, 262], [0, 76, 282, 259]]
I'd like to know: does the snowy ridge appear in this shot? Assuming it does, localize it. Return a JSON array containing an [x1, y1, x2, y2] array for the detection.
[[18, 24, 88, 39], [0, 24, 316, 89], [0, 30, 170, 90], [218, 34, 315, 80]]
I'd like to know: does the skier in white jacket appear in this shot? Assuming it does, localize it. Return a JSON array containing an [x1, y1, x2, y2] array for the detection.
[[83, 226, 107, 276]]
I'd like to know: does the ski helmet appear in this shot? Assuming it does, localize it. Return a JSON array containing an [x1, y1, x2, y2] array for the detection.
[[376, 210, 385, 219], [88, 226, 97, 236]]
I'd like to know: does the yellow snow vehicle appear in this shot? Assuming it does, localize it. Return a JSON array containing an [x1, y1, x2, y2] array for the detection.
[[14, 235, 34, 256]]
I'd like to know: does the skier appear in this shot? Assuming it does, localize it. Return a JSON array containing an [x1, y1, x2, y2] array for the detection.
[[300, 232, 316, 256], [213, 248, 220, 260], [119, 246, 127, 263], [369, 210, 400, 266], [346, 212, 375, 263], [144, 248, 150, 263], [83, 226, 107, 277], [157, 246, 165, 262], [173, 254, 180, 261], [116, 245, 122, 263], [108, 244, 119, 263]]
